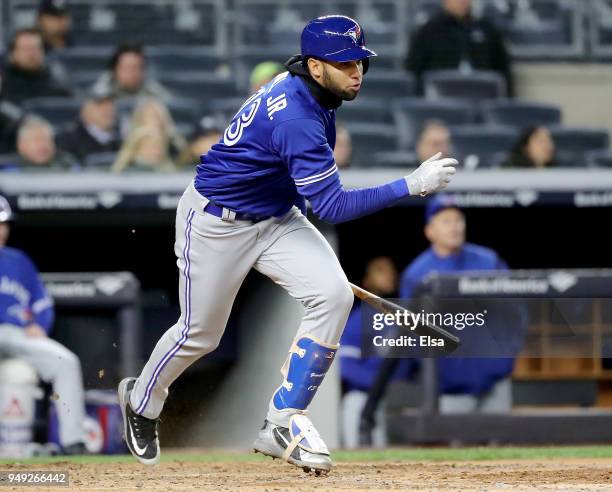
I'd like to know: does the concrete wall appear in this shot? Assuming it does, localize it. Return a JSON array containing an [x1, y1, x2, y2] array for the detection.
[[515, 63, 612, 139]]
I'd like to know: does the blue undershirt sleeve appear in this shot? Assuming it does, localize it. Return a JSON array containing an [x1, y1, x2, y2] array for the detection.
[[272, 118, 410, 224]]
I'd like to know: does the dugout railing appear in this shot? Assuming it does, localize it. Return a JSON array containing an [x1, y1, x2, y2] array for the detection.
[[41, 272, 143, 380], [360, 269, 612, 445]]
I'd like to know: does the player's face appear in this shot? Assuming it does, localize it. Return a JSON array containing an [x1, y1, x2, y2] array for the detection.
[[320, 59, 363, 101], [426, 208, 466, 253], [0, 223, 9, 247]]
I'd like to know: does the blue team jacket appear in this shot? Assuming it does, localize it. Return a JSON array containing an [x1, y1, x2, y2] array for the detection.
[[401, 243, 513, 396], [0, 246, 54, 333]]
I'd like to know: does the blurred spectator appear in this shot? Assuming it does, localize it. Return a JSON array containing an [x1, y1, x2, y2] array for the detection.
[[400, 194, 513, 414], [3, 116, 75, 170], [0, 28, 72, 105], [339, 257, 416, 448], [92, 45, 172, 102], [250, 61, 285, 92], [177, 116, 223, 167], [112, 98, 185, 172], [416, 120, 451, 163], [37, 0, 72, 52], [406, 0, 513, 96], [57, 87, 120, 163], [334, 124, 353, 168], [503, 126, 556, 168]]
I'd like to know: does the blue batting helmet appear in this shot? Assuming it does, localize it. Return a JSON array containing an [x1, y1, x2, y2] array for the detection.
[[301, 15, 377, 63]]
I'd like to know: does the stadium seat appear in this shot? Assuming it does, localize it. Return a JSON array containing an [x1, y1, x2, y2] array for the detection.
[[450, 125, 518, 169], [358, 71, 416, 99], [71, 71, 101, 92], [267, 29, 301, 53], [52, 46, 114, 74], [372, 150, 419, 168], [549, 126, 610, 167], [205, 97, 248, 122], [392, 97, 474, 148], [344, 122, 400, 167], [585, 150, 612, 168], [424, 70, 507, 101], [23, 98, 82, 127], [160, 73, 241, 105], [166, 99, 202, 126], [412, 0, 443, 28], [508, 22, 569, 46], [480, 100, 562, 128], [591, 0, 612, 58], [147, 46, 227, 74], [337, 98, 390, 124]]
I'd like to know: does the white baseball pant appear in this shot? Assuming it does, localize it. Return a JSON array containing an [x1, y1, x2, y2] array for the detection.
[[130, 182, 353, 425], [0, 325, 86, 446]]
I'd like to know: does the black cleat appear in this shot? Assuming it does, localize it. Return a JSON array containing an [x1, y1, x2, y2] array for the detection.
[[118, 377, 160, 465]]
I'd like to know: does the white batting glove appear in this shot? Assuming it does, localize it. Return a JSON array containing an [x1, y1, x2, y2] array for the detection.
[[405, 152, 458, 196]]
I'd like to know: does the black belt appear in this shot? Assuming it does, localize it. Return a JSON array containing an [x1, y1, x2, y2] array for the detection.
[[203, 202, 269, 223]]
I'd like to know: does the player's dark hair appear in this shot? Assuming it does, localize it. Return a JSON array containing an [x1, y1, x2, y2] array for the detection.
[[9, 28, 43, 52], [109, 44, 146, 71]]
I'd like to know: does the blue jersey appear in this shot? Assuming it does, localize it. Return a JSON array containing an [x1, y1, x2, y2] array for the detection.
[[401, 243, 512, 396], [195, 61, 408, 224], [0, 246, 54, 333]]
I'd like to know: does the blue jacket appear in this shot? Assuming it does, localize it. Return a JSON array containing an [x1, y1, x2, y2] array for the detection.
[[400, 243, 513, 396], [0, 246, 54, 333]]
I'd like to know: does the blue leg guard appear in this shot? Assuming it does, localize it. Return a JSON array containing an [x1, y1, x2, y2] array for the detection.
[[273, 336, 338, 411]]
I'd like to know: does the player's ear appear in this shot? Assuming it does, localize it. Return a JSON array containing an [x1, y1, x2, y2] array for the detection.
[[307, 57, 323, 79]]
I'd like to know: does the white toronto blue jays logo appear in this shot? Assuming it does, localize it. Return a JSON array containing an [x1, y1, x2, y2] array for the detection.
[[346, 25, 361, 44]]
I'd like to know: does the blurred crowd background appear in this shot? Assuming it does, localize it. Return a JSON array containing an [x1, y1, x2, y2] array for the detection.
[[0, 0, 611, 173]]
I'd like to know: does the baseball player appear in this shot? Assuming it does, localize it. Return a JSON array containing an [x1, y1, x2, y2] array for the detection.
[[119, 15, 457, 474], [0, 196, 87, 454]]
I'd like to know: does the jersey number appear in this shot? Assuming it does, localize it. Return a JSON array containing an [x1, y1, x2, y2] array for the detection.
[[223, 88, 264, 147], [223, 72, 289, 146]]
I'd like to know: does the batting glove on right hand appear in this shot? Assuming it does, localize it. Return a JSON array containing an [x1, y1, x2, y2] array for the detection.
[[405, 152, 458, 196]]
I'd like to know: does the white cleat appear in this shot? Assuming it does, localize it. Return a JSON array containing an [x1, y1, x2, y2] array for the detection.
[[253, 414, 332, 476]]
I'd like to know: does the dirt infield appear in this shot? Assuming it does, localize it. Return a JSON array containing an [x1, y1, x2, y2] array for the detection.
[[3, 457, 612, 491]]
